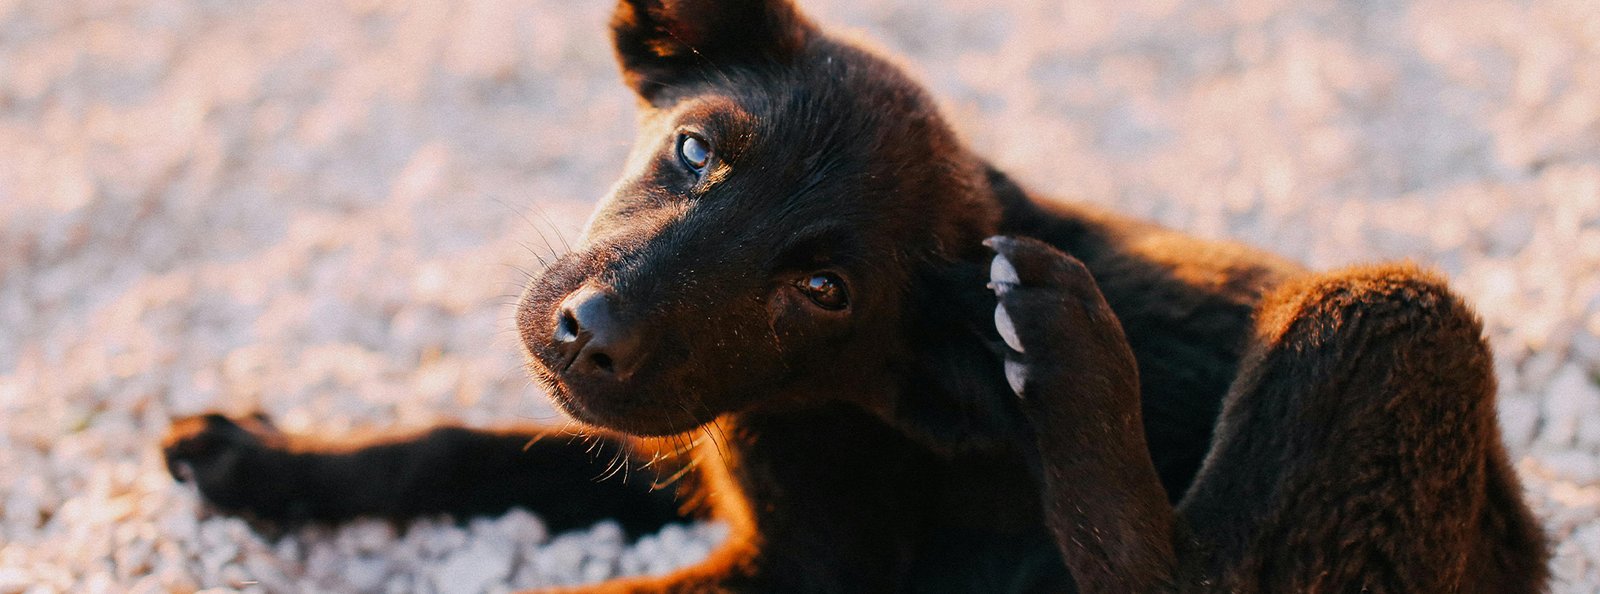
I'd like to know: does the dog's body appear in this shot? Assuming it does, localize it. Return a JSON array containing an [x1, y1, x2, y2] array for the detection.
[[162, 1, 1549, 592]]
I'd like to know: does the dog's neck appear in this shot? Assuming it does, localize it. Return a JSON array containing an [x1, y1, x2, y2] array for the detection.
[[852, 163, 1046, 455]]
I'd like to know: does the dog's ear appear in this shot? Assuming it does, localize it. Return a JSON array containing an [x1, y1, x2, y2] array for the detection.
[[611, 0, 813, 101]]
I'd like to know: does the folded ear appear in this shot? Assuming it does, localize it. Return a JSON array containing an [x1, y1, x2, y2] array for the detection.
[[611, 0, 814, 101]]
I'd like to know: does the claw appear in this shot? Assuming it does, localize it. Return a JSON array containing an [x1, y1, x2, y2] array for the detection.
[[1004, 359, 1027, 397], [990, 253, 1020, 284], [994, 303, 1025, 353], [988, 254, 1020, 296]]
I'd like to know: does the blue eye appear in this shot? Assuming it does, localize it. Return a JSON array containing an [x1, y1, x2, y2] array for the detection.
[[678, 134, 710, 173]]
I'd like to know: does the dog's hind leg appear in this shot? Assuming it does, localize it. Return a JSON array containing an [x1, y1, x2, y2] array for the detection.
[[987, 235, 1548, 593], [1174, 265, 1548, 593], [160, 416, 689, 536]]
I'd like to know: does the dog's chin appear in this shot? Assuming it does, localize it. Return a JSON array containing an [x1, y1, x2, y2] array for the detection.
[[534, 375, 710, 437]]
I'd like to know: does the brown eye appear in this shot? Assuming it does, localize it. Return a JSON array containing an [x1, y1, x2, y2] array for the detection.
[[797, 272, 848, 310], [678, 133, 710, 173]]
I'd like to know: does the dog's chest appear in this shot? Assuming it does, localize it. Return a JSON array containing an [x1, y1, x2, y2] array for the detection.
[[909, 452, 1071, 593]]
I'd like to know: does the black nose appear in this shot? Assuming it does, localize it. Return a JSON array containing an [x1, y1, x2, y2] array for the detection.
[[553, 287, 642, 380]]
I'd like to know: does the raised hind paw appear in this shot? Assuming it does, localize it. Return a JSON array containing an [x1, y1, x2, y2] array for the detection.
[[983, 235, 1139, 406]]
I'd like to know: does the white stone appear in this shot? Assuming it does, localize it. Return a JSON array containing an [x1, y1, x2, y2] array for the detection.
[[339, 519, 397, 555], [1498, 395, 1541, 451], [343, 556, 391, 593], [0, 569, 31, 594], [1540, 364, 1600, 448], [497, 509, 547, 545], [432, 540, 513, 594]]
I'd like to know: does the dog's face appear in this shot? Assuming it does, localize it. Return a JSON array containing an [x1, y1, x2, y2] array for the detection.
[[518, 0, 997, 436]]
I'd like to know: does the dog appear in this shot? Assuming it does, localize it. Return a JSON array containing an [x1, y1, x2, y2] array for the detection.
[[163, 0, 1550, 591]]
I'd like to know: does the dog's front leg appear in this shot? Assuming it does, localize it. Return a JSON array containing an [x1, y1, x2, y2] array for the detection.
[[985, 236, 1179, 593], [161, 414, 686, 533]]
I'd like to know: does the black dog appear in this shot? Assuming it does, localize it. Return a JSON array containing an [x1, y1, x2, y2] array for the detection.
[[163, 0, 1549, 591]]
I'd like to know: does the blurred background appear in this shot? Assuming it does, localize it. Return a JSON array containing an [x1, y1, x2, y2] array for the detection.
[[2, 0, 1599, 592]]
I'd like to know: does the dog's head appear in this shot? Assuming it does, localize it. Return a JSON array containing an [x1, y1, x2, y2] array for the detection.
[[518, 0, 1000, 436]]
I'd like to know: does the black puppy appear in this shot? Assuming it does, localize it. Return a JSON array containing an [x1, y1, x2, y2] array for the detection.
[[163, 0, 1550, 592]]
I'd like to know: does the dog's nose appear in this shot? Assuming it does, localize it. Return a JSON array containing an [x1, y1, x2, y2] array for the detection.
[[553, 287, 642, 380]]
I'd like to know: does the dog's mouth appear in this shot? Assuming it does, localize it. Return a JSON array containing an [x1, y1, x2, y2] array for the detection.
[[527, 353, 712, 437]]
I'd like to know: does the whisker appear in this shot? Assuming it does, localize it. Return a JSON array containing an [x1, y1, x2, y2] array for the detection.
[[514, 241, 551, 269], [651, 457, 696, 492], [693, 402, 730, 465], [710, 417, 733, 462], [484, 193, 565, 264], [527, 202, 574, 254], [597, 442, 628, 482]]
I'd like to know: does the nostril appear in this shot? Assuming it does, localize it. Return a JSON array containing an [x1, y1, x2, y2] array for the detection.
[[552, 286, 642, 380], [555, 308, 580, 343]]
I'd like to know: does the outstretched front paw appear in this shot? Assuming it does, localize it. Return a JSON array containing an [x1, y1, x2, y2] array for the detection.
[[162, 413, 286, 513], [984, 236, 1138, 404]]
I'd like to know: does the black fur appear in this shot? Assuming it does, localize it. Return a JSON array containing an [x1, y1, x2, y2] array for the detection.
[[163, 1, 1549, 592]]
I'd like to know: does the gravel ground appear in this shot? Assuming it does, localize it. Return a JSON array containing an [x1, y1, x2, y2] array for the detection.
[[3, 0, 1600, 592]]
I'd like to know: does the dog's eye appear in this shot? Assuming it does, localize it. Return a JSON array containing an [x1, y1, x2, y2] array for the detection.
[[797, 272, 848, 310], [678, 133, 711, 173]]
